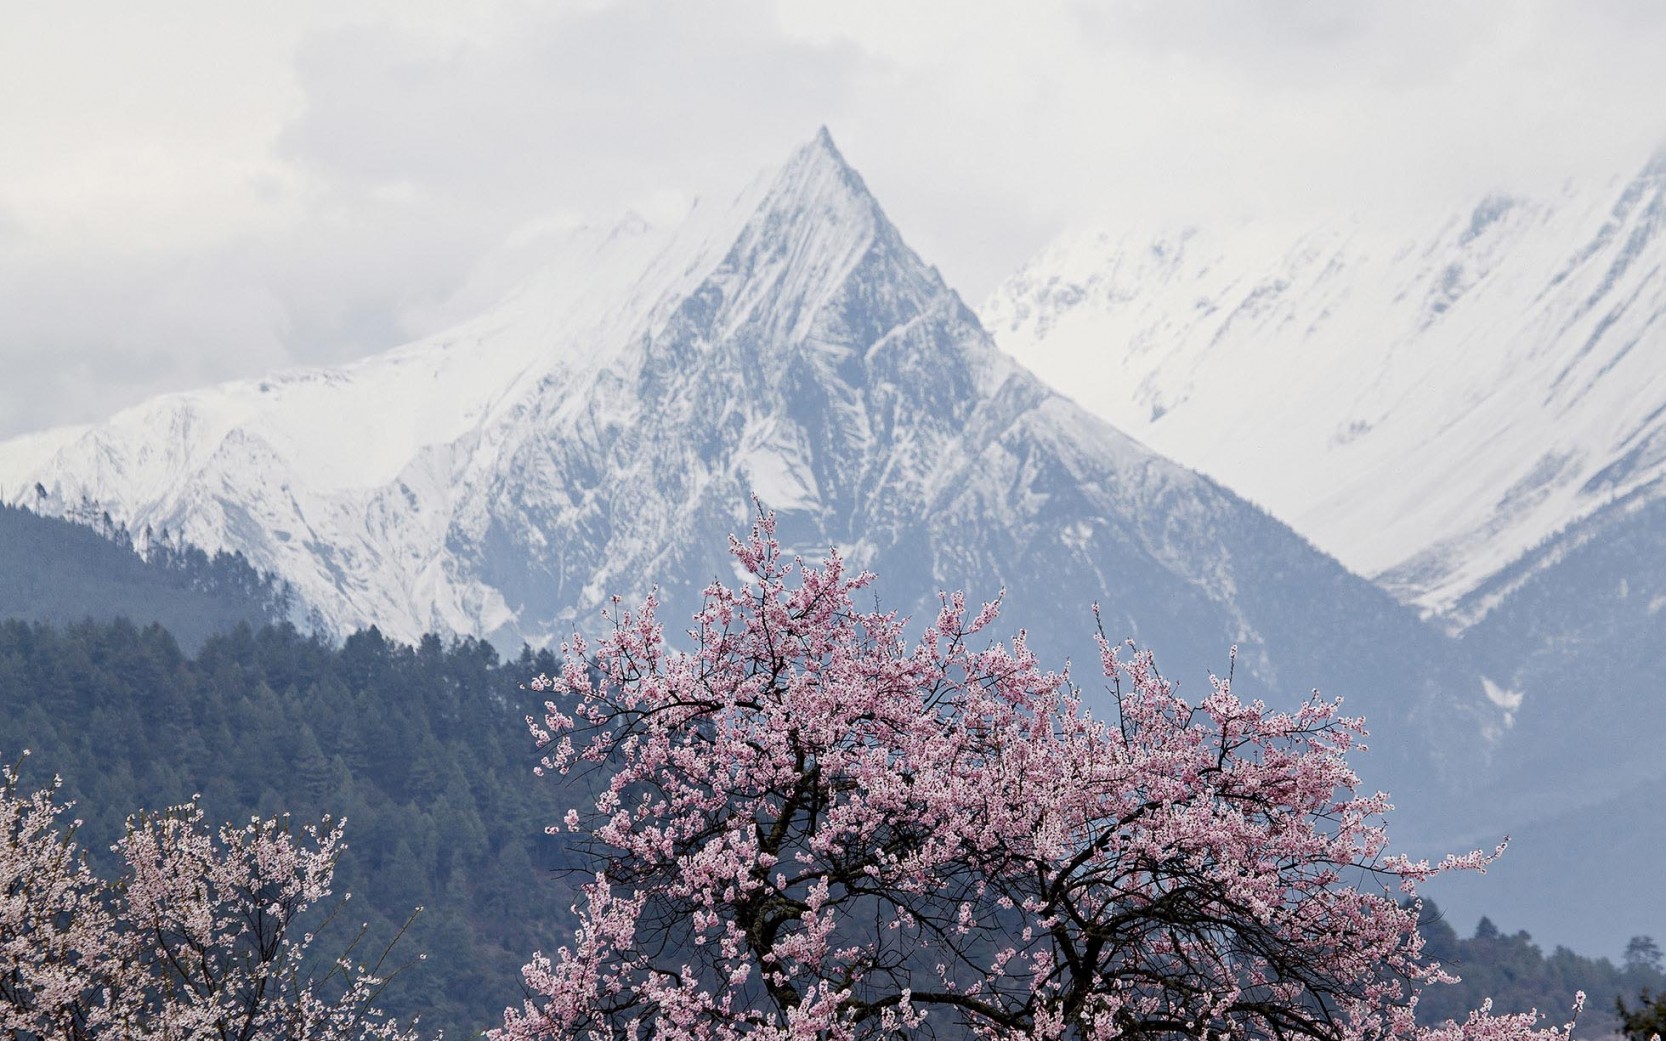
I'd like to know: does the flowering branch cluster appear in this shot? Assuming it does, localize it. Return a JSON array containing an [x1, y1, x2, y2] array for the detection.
[[0, 756, 423, 1041], [498, 516, 1582, 1041]]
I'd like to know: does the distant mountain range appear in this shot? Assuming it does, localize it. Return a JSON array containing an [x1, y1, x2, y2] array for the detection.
[[0, 130, 1505, 834], [3, 130, 1663, 954], [983, 152, 1666, 626]]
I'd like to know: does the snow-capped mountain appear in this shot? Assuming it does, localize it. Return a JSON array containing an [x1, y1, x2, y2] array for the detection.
[[0, 130, 1504, 821], [982, 152, 1666, 626]]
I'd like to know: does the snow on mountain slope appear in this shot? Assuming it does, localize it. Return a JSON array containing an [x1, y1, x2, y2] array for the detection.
[[0, 189, 724, 638], [0, 131, 1506, 814], [982, 151, 1666, 625]]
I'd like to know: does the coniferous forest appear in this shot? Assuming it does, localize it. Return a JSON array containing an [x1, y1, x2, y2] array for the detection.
[[0, 503, 291, 648], [0, 617, 580, 1037]]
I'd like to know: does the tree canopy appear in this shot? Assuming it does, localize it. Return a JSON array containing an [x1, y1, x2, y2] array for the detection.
[[1, 760, 418, 1040], [496, 517, 1581, 1041]]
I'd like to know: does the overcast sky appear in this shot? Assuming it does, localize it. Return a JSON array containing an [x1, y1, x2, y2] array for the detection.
[[3, 0, 1665, 439]]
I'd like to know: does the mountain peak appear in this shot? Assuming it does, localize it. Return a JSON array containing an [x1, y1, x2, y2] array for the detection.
[[769, 126, 873, 214], [669, 127, 949, 353], [801, 125, 846, 168], [0, 131, 1505, 829]]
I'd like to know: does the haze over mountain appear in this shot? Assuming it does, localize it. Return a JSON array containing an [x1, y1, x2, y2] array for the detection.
[[0, 131, 1506, 837], [983, 152, 1666, 626], [0, 502, 289, 649]]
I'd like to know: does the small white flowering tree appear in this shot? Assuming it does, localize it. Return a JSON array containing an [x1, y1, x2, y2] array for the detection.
[[0, 756, 423, 1041]]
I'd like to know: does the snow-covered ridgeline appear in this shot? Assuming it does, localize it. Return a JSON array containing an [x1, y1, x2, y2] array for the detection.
[[0, 146, 782, 639], [0, 132, 1506, 819], [983, 152, 1666, 623]]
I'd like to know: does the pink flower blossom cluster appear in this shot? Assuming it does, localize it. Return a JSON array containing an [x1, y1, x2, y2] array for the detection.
[[0, 756, 422, 1041], [498, 516, 1582, 1041]]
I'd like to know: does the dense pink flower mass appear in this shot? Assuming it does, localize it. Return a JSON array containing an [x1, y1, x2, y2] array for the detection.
[[0, 759, 420, 1041], [499, 517, 1582, 1041]]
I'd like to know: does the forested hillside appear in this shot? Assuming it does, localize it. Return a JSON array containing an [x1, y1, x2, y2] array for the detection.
[[0, 618, 580, 1038], [0, 502, 290, 648], [1417, 903, 1666, 1037]]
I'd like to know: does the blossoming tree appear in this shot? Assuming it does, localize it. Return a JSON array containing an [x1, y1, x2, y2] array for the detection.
[[0, 758, 421, 1041], [498, 517, 1580, 1041]]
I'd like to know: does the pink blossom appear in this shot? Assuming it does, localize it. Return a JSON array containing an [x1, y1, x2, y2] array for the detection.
[[496, 516, 1578, 1041], [0, 758, 421, 1041]]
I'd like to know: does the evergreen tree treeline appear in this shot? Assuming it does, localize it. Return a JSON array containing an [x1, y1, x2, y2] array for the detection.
[[0, 617, 580, 1039], [0, 502, 292, 648], [1416, 903, 1666, 1037]]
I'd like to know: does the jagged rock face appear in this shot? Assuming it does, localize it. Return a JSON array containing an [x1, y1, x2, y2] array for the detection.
[[0, 131, 1503, 826], [983, 153, 1666, 624], [455, 133, 990, 644]]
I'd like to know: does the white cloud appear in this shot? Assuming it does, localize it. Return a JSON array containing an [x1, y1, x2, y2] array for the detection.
[[1, 0, 1663, 439]]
